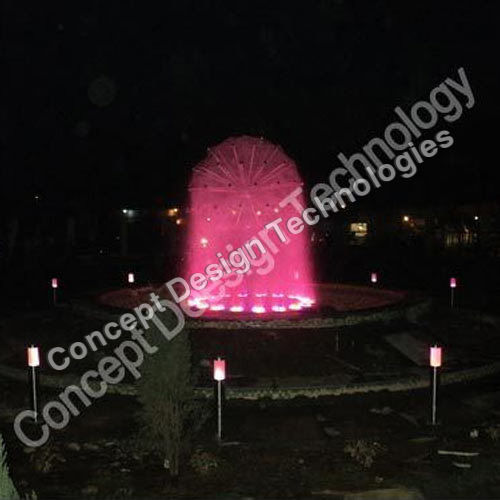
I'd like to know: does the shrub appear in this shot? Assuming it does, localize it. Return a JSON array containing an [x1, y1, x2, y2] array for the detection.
[[344, 439, 386, 468], [189, 449, 219, 476], [137, 308, 208, 479], [0, 434, 19, 499]]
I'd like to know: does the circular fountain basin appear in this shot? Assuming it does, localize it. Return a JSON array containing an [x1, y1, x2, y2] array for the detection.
[[97, 283, 425, 329]]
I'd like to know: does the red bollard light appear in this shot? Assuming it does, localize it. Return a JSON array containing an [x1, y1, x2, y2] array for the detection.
[[27, 346, 40, 367], [51, 278, 58, 306], [213, 358, 226, 381], [213, 357, 226, 441], [429, 344, 442, 425], [449, 277, 457, 308], [430, 345, 442, 367], [27, 345, 40, 422]]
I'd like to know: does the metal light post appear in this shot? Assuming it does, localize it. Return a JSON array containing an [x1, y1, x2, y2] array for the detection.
[[51, 278, 58, 306], [449, 277, 457, 308], [27, 345, 40, 423], [430, 345, 442, 426], [213, 357, 226, 441]]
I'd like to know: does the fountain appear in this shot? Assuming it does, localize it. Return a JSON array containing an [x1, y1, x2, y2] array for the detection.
[[184, 136, 315, 317], [98, 136, 421, 327]]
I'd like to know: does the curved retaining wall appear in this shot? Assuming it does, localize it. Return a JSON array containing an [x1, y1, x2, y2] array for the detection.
[[1, 358, 499, 401]]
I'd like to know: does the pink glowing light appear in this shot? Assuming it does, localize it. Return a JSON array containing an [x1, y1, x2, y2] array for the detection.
[[229, 305, 244, 312], [371, 272, 378, 283], [185, 136, 315, 316], [27, 346, 40, 367], [251, 305, 266, 314], [450, 277, 457, 288], [210, 304, 225, 311], [51, 278, 58, 289], [430, 345, 442, 367], [272, 305, 286, 312], [299, 295, 314, 303], [213, 358, 226, 381]]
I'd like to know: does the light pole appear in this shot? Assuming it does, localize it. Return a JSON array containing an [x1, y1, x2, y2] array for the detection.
[[430, 345, 442, 426], [51, 278, 58, 306], [213, 357, 226, 441], [27, 345, 40, 423], [449, 277, 457, 308]]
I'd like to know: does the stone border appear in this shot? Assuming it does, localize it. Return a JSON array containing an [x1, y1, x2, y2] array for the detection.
[[73, 293, 432, 330]]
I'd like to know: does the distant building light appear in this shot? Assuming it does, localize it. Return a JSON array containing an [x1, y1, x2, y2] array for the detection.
[[371, 272, 378, 284], [474, 215, 479, 221], [167, 208, 179, 217], [51, 278, 58, 289], [176, 218, 183, 225], [350, 222, 368, 238], [403, 215, 410, 223], [128, 272, 135, 284], [122, 209, 128, 215], [450, 277, 457, 288]]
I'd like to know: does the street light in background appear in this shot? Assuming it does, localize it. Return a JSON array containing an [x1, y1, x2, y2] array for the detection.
[[213, 357, 226, 441]]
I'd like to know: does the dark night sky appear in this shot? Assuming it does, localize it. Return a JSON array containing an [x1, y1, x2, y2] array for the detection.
[[2, 0, 499, 214]]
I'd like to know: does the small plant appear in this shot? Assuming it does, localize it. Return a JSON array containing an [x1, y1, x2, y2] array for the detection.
[[344, 439, 386, 468], [485, 425, 500, 441], [0, 434, 19, 499], [189, 449, 219, 476]]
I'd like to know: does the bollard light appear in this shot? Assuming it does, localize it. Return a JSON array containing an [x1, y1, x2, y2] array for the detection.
[[213, 358, 226, 381], [27, 346, 40, 367], [213, 357, 226, 441], [371, 272, 378, 284], [430, 345, 442, 367], [51, 278, 58, 289], [429, 344, 442, 426], [27, 345, 40, 423], [450, 277, 457, 288], [128, 272, 135, 284]]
